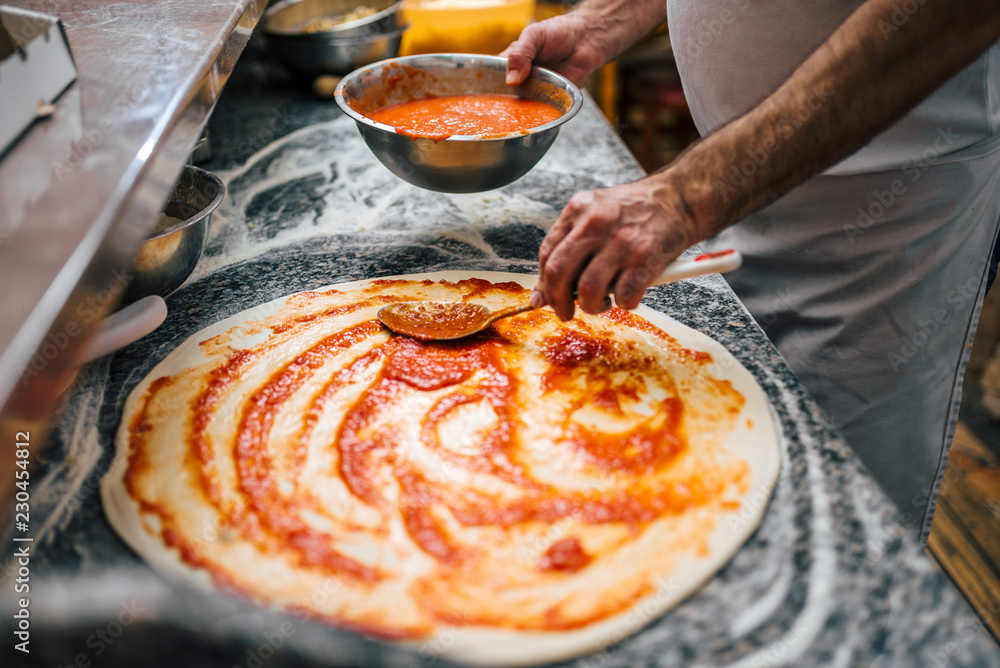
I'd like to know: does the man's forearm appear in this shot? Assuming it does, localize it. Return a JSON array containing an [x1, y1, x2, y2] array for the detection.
[[574, 0, 667, 64], [665, 0, 1000, 239]]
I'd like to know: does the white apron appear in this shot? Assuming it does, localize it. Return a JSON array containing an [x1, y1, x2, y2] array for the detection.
[[667, 0, 1000, 541]]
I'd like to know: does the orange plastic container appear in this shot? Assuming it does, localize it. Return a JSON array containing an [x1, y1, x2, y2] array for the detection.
[[399, 0, 535, 56]]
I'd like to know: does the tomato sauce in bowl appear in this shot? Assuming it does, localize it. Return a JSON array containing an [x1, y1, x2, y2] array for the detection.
[[367, 93, 563, 140], [334, 54, 584, 191]]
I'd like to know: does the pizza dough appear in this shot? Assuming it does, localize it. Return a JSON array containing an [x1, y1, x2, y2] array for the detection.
[[102, 272, 780, 665]]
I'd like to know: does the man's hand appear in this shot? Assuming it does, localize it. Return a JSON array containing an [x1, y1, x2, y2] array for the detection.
[[502, 9, 609, 88], [528, 0, 1000, 320], [501, 0, 667, 87], [535, 177, 701, 320]]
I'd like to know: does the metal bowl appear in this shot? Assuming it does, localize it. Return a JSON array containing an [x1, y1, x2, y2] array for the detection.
[[264, 0, 401, 37], [263, 0, 404, 78], [334, 54, 584, 193], [266, 28, 405, 79], [122, 165, 225, 304]]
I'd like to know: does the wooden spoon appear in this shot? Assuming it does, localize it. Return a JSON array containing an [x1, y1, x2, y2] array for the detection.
[[378, 249, 743, 341]]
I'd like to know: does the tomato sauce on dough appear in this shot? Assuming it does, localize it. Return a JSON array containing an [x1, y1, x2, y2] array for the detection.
[[368, 93, 562, 140], [122, 278, 749, 639]]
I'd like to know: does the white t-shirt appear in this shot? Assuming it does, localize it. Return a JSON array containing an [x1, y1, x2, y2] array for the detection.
[[666, 0, 1000, 541]]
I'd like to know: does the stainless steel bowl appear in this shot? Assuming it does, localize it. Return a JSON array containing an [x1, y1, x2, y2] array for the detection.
[[263, 0, 404, 78], [122, 165, 225, 304], [334, 54, 584, 193], [264, 0, 401, 37], [267, 28, 405, 79]]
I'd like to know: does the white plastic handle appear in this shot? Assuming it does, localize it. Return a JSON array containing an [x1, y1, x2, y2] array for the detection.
[[79, 296, 168, 364], [649, 249, 743, 287]]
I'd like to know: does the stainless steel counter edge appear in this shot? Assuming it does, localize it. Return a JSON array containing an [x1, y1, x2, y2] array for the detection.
[[0, 1, 268, 454]]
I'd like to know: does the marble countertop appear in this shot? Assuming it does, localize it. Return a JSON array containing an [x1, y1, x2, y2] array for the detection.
[[4, 37, 998, 668]]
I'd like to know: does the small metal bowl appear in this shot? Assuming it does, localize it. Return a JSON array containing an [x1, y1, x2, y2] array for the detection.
[[122, 165, 225, 304], [264, 0, 401, 37], [267, 28, 405, 79], [334, 54, 584, 193], [263, 0, 405, 78]]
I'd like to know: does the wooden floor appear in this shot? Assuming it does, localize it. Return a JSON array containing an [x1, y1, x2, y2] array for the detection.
[[927, 420, 1000, 644]]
